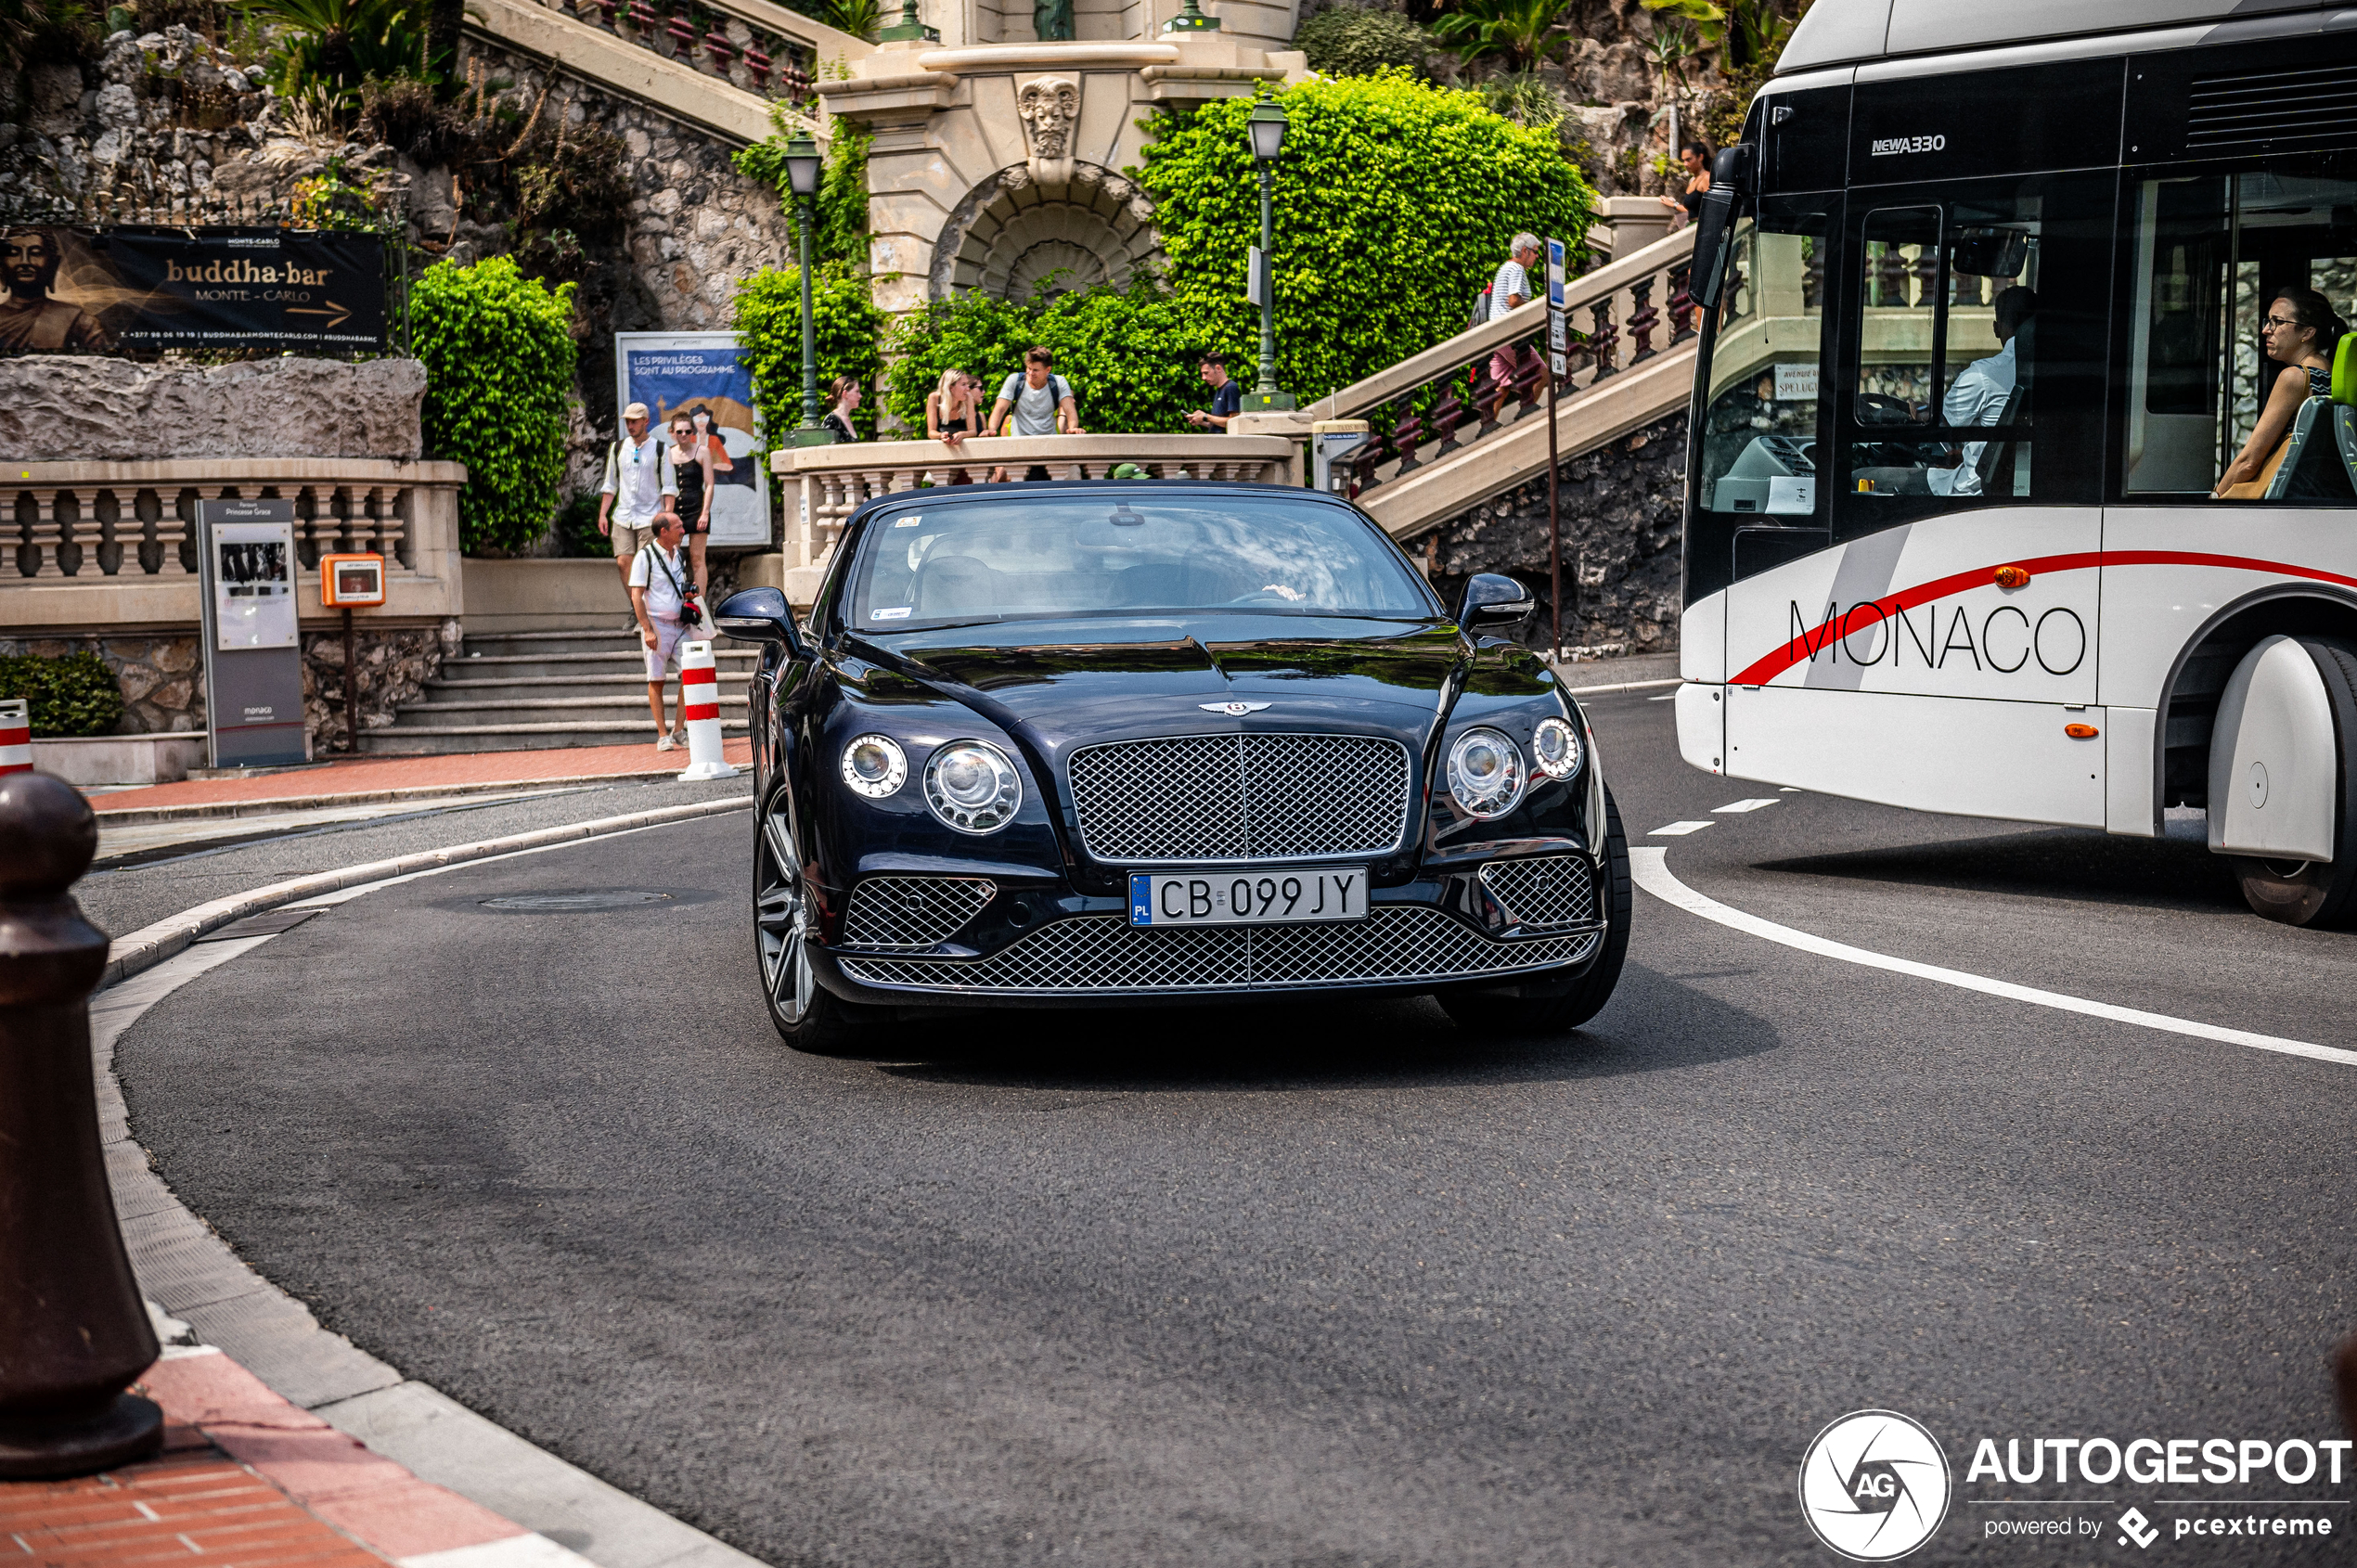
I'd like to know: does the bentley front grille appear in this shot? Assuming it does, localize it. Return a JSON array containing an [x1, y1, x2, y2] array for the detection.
[[836, 906, 1596, 994], [839, 876, 996, 950], [1065, 732, 1412, 863], [1477, 854, 1599, 932]]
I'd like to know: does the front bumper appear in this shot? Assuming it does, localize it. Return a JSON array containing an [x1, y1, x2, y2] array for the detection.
[[807, 854, 1606, 1006]]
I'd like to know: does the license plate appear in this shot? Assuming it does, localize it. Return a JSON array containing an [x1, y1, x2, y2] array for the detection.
[[1127, 868, 1369, 927]]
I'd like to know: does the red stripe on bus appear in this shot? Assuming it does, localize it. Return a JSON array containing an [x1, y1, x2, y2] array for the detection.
[[1726, 548, 2357, 688]]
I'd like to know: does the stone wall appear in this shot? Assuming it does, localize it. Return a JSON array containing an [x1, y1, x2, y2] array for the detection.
[[1429, 411, 1684, 657], [0, 356, 426, 461], [3, 620, 457, 750]]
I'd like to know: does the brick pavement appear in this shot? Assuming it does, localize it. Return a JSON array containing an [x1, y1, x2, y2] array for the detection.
[[90, 740, 755, 822], [2, 1351, 544, 1568]]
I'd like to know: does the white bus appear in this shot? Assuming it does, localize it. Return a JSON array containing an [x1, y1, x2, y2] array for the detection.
[[1678, 0, 2357, 926]]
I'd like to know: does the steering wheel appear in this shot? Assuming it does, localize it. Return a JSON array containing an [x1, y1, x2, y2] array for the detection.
[[1225, 588, 1301, 607]]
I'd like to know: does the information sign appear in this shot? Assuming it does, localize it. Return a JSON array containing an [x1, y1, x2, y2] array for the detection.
[[198, 498, 307, 768]]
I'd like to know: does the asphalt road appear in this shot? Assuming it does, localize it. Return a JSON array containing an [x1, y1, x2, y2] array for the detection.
[[110, 687, 2357, 1566]]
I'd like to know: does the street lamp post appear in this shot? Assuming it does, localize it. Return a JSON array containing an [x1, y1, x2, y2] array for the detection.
[[783, 133, 834, 447], [1240, 91, 1294, 413]]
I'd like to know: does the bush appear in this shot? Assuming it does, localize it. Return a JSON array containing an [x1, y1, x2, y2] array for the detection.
[[884, 280, 1204, 437], [1140, 73, 1593, 406], [1293, 7, 1434, 79], [410, 256, 578, 553], [734, 110, 872, 270], [732, 261, 887, 443], [0, 650, 124, 738], [553, 493, 608, 558]]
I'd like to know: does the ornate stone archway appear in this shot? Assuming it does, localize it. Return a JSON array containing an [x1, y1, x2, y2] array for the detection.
[[929, 161, 1164, 302]]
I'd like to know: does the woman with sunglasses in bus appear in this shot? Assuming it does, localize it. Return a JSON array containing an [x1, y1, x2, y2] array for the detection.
[[2214, 285, 2347, 498]]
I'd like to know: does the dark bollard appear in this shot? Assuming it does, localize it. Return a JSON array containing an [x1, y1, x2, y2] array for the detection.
[[0, 771, 162, 1477]]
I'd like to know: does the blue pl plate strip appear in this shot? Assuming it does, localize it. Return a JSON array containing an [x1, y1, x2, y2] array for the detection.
[[1129, 873, 1153, 925]]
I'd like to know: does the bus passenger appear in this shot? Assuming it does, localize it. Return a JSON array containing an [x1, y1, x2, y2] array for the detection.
[[1930, 286, 2036, 496], [2214, 285, 2346, 498]]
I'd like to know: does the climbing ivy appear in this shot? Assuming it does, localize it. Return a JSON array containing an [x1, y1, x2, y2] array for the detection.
[[1140, 72, 1594, 405], [732, 261, 888, 442], [733, 109, 872, 269], [883, 280, 1205, 437], [409, 255, 578, 553]]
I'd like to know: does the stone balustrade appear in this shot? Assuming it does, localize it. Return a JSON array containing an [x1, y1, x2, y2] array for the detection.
[[0, 460, 468, 636], [768, 433, 1302, 598]]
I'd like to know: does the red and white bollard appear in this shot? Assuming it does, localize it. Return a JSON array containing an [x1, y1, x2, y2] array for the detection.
[[0, 700, 30, 776], [675, 640, 737, 782]]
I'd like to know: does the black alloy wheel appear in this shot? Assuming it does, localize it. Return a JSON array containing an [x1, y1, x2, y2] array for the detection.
[[2232, 636, 2357, 928], [1437, 786, 1632, 1035], [753, 790, 890, 1053]]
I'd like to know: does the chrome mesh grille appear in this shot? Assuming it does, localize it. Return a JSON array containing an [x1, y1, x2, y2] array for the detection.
[[839, 876, 995, 950], [1066, 733, 1411, 863], [837, 907, 1595, 994], [1477, 855, 1599, 932]]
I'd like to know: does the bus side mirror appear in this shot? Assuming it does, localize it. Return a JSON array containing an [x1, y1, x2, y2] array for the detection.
[[715, 585, 805, 658], [1691, 142, 1756, 311]]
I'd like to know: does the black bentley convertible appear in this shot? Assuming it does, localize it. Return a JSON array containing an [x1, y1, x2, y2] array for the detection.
[[715, 481, 1629, 1052]]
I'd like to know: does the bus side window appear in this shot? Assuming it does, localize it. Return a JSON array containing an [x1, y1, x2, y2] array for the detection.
[[2123, 169, 2357, 502], [1834, 172, 2110, 538]]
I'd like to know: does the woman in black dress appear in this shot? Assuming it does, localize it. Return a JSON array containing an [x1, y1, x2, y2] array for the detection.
[[822, 376, 862, 443], [1659, 139, 1711, 228]]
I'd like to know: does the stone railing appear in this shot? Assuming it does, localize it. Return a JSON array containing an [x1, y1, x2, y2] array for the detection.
[[1, 460, 468, 634], [768, 433, 1301, 596], [1305, 226, 1699, 502]]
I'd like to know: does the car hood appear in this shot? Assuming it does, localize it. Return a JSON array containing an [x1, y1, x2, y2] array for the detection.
[[852, 614, 1467, 754]]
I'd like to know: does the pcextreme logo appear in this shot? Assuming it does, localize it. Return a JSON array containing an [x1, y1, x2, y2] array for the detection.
[[1799, 1410, 1954, 1562]]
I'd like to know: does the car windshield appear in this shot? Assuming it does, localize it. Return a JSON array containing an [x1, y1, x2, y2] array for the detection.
[[845, 493, 1437, 631]]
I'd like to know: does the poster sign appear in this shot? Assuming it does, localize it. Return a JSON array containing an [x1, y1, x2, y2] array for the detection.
[[615, 332, 771, 548], [1773, 362, 1820, 401], [198, 498, 307, 768], [0, 225, 384, 353]]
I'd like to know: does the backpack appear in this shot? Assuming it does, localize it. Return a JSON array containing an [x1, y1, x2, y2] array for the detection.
[[1469, 285, 1492, 329]]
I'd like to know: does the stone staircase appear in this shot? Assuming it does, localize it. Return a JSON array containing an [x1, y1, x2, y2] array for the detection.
[[361, 628, 755, 755]]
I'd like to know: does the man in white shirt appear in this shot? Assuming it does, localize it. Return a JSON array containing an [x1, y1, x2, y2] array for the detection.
[[599, 401, 676, 592], [1487, 233, 1542, 416], [1929, 287, 2035, 497], [628, 513, 692, 751]]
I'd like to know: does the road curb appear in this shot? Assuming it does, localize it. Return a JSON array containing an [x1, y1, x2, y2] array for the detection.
[[93, 766, 737, 826], [100, 795, 754, 990]]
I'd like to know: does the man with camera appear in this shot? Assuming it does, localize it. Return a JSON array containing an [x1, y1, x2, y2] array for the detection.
[[627, 511, 702, 752]]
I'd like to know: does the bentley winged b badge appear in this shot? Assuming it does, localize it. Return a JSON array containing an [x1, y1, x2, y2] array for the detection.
[[1199, 701, 1273, 716]]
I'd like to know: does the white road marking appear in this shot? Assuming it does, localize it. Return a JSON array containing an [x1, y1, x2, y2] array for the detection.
[[1630, 848, 2357, 1068], [1780, 786, 1803, 791], [1714, 798, 1780, 813], [1649, 821, 1714, 836], [1560, 676, 1681, 696]]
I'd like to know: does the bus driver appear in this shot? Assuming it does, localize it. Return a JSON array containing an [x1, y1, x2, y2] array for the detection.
[[1928, 286, 2036, 496]]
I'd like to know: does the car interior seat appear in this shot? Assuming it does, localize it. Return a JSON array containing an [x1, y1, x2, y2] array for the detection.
[[911, 555, 1003, 617]]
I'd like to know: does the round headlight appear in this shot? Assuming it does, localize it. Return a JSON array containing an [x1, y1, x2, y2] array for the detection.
[[924, 740, 1023, 834], [1447, 727, 1526, 818], [840, 734, 907, 798], [1532, 715, 1583, 780]]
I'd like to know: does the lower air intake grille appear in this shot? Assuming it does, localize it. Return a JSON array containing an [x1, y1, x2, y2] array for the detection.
[[837, 906, 1597, 994], [1477, 855, 1599, 932], [839, 876, 995, 950]]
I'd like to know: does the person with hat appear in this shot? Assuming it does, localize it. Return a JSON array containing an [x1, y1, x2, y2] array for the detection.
[[599, 402, 676, 599]]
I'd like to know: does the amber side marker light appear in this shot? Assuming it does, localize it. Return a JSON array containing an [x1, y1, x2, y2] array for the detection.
[[2065, 723, 2099, 739], [1994, 565, 2032, 588]]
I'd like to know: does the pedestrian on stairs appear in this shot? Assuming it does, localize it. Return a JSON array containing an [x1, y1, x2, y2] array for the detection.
[[1485, 233, 1542, 421], [629, 512, 695, 752], [599, 402, 676, 605]]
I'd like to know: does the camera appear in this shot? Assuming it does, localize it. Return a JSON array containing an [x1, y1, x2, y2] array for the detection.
[[678, 579, 704, 624]]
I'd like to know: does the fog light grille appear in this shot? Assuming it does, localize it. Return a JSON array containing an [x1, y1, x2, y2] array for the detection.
[[839, 876, 995, 950]]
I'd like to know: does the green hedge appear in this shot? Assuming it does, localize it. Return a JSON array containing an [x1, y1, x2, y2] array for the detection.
[[1293, 8, 1436, 79], [1140, 73, 1593, 406], [410, 255, 579, 553], [0, 650, 124, 738], [883, 280, 1204, 437], [732, 261, 887, 443]]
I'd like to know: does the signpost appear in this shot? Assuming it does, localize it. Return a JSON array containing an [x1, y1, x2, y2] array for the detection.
[[1545, 238, 1570, 663], [319, 552, 385, 755], [197, 498, 306, 769]]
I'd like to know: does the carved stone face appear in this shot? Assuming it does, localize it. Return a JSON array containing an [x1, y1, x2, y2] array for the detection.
[[1018, 79, 1080, 161]]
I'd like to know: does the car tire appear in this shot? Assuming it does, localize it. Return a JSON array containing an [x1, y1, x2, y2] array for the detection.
[[1438, 786, 1632, 1035], [2229, 636, 2357, 928], [754, 790, 892, 1054]]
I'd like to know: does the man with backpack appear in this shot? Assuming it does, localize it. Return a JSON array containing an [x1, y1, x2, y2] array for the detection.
[[1483, 233, 1543, 419], [988, 346, 1084, 481], [598, 401, 676, 598]]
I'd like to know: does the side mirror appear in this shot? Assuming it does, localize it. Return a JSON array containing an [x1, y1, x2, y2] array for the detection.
[[715, 585, 804, 657], [1458, 573, 1536, 635], [1691, 142, 1756, 311]]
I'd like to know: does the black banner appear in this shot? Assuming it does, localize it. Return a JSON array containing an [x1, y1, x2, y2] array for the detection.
[[0, 225, 385, 353]]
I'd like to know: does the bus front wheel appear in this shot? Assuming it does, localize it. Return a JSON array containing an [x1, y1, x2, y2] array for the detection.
[[2225, 636, 2357, 928]]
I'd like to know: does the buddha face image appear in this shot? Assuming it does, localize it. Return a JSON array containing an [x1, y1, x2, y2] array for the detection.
[[0, 227, 111, 353]]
